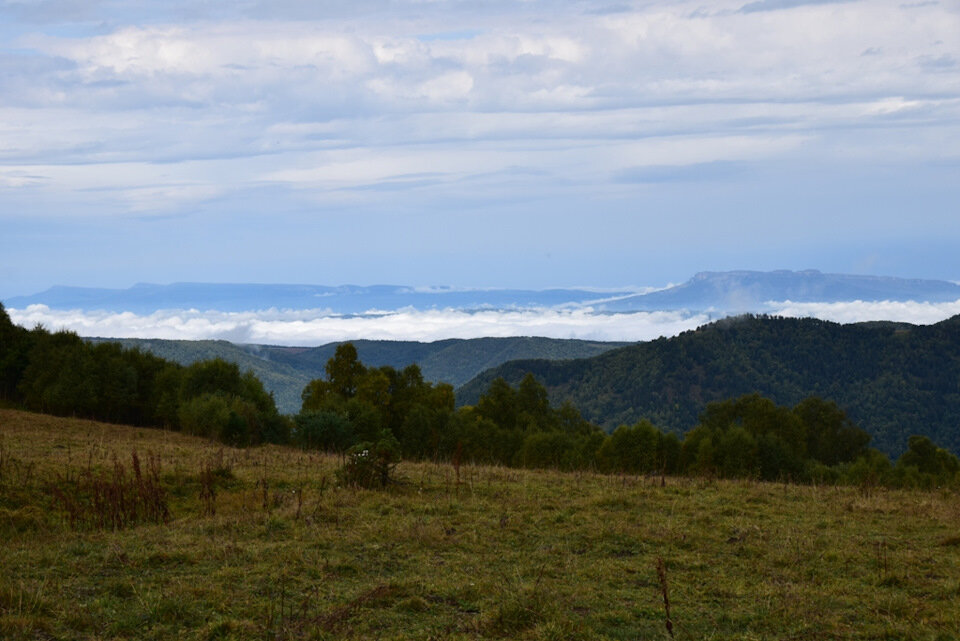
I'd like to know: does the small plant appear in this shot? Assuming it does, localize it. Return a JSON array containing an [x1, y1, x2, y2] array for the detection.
[[656, 557, 674, 639], [48, 450, 170, 530], [453, 441, 463, 486], [875, 539, 889, 583], [198, 462, 217, 517], [336, 430, 401, 489], [483, 565, 549, 636], [0, 436, 8, 488]]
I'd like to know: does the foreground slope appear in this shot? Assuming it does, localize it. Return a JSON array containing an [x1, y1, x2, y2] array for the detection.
[[2, 409, 959, 640], [458, 315, 960, 456]]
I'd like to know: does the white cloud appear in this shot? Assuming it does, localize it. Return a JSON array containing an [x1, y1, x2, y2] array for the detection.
[[1, 0, 957, 218], [9, 299, 960, 346], [1, 0, 959, 297], [768, 299, 960, 325], [7, 304, 708, 344]]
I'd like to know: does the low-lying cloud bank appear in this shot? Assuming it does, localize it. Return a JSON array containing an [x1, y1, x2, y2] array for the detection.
[[7, 306, 708, 344], [8, 300, 960, 345], [769, 300, 960, 326]]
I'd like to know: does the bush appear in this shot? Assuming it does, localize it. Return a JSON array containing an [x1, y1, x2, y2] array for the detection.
[[337, 430, 400, 489], [843, 449, 892, 487], [294, 411, 355, 452], [178, 394, 231, 439]]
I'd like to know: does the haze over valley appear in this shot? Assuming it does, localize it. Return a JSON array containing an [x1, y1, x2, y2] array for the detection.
[[6, 270, 960, 345]]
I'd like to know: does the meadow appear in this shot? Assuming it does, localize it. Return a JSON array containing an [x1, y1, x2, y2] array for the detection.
[[1, 408, 958, 640]]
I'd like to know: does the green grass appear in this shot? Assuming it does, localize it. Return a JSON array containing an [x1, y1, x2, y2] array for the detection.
[[1, 408, 959, 640]]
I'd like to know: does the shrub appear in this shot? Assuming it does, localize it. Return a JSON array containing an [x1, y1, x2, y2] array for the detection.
[[178, 393, 231, 439], [336, 430, 400, 488]]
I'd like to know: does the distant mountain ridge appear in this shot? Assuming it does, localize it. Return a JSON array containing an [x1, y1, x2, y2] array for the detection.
[[8, 283, 631, 313], [7, 270, 960, 314], [457, 314, 960, 456], [598, 270, 960, 312]]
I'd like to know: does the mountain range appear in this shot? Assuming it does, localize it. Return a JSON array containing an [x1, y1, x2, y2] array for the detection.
[[8, 283, 627, 314], [599, 270, 960, 312], [9, 270, 960, 315]]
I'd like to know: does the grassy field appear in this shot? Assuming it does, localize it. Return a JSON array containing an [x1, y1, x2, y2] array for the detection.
[[1, 408, 959, 640]]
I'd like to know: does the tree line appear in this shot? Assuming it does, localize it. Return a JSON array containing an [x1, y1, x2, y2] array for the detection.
[[2, 303, 957, 488], [0, 303, 287, 445]]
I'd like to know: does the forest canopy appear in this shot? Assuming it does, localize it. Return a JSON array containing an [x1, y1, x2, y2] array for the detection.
[[457, 314, 960, 456]]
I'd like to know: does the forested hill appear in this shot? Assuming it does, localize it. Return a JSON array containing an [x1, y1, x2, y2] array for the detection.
[[91, 336, 626, 413], [247, 337, 626, 387], [86, 338, 313, 413], [456, 315, 960, 456]]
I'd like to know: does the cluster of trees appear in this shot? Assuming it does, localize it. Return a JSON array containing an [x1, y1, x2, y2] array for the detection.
[[294, 345, 959, 488], [0, 304, 287, 445], [293, 343, 606, 468], [671, 393, 957, 487], [296, 343, 455, 457]]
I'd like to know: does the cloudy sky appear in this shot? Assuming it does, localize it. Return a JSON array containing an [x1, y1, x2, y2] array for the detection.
[[1, 0, 959, 301]]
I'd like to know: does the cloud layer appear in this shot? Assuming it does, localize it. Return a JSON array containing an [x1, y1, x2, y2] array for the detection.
[[9, 299, 960, 345], [2, 0, 958, 211]]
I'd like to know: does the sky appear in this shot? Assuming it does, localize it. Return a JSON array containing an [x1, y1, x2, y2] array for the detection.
[[1, 0, 959, 301]]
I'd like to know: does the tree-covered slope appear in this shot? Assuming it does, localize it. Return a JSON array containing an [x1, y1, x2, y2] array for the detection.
[[252, 337, 626, 387], [92, 336, 626, 414], [86, 338, 313, 414], [457, 315, 960, 456]]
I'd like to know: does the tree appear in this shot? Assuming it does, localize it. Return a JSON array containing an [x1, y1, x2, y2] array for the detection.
[[517, 373, 551, 430], [325, 343, 365, 398], [476, 377, 518, 431], [518, 431, 575, 470], [178, 393, 231, 439], [0, 302, 32, 401], [793, 396, 869, 465], [300, 379, 339, 413], [294, 410, 355, 452], [897, 435, 960, 486], [596, 420, 660, 474]]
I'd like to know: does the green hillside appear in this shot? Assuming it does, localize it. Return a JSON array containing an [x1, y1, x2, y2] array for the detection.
[[87, 338, 313, 414], [245, 337, 627, 388], [92, 337, 626, 414], [457, 315, 960, 456]]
